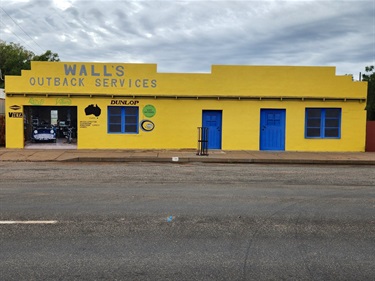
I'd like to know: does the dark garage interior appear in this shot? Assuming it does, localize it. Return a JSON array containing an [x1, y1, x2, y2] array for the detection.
[[24, 106, 77, 146]]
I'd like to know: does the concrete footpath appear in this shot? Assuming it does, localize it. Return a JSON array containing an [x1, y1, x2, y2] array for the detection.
[[0, 148, 375, 165]]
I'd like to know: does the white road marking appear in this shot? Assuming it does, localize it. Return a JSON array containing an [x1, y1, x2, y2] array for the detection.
[[0, 220, 58, 224]]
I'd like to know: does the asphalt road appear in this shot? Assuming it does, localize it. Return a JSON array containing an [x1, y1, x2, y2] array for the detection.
[[0, 162, 374, 281]]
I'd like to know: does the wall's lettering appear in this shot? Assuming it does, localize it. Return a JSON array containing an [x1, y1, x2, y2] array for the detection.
[[64, 64, 125, 77]]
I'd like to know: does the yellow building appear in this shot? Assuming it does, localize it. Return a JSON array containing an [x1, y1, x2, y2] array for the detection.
[[5, 61, 367, 151]]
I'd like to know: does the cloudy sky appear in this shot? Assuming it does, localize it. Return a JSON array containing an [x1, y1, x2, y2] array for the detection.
[[1, 0, 374, 78]]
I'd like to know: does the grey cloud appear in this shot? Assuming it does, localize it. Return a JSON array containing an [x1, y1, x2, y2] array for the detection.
[[1, 0, 374, 76]]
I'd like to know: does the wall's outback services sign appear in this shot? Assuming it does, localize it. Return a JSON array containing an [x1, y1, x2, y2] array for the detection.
[[28, 64, 158, 89]]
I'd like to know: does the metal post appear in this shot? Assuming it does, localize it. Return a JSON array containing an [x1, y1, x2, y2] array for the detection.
[[197, 127, 209, 156]]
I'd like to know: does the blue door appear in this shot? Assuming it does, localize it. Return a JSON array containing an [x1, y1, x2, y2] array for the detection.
[[260, 109, 286, 151], [202, 110, 222, 149]]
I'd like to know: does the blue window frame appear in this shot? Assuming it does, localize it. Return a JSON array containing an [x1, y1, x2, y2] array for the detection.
[[305, 108, 341, 138], [108, 106, 139, 134]]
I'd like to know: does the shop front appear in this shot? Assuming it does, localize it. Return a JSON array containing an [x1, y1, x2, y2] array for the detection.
[[5, 62, 367, 151]]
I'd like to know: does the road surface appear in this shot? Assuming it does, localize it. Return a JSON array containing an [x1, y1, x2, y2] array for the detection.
[[1, 162, 374, 280]]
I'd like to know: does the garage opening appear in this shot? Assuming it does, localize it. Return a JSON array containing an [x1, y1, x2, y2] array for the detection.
[[24, 106, 77, 149]]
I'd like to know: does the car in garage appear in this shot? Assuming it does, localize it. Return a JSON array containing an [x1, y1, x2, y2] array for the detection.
[[32, 125, 57, 142]]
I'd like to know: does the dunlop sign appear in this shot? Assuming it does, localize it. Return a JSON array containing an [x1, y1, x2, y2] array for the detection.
[[9, 112, 23, 118]]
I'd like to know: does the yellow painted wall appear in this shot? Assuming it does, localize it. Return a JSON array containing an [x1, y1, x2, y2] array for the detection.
[[5, 62, 367, 151], [6, 62, 366, 98], [5, 97, 24, 149]]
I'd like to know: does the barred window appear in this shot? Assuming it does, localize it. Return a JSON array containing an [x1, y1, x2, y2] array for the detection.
[[108, 106, 139, 134], [305, 108, 341, 138]]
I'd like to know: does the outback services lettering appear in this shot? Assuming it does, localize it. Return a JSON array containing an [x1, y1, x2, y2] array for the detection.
[[28, 64, 158, 89]]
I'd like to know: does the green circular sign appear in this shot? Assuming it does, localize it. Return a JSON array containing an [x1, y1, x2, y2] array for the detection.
[[143, 104, 156, 118]]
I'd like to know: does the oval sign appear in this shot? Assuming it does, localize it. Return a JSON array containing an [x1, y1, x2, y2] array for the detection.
[[10, 105, 21, 110], [141, 120, 155, 132]]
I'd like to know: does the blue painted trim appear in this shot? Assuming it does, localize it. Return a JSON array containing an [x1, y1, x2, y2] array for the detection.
[[305, 108, 341, 139], [259, 109, 286, 151], [108, 106, 139, 134], [202, 110, 222, 149]]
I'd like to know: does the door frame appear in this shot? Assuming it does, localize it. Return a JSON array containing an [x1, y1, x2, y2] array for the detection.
[[202, 110, 222, 149], [259, 108, 286, 151]]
